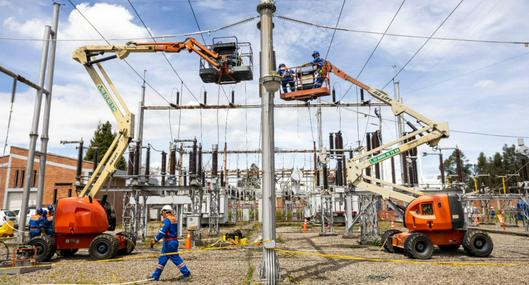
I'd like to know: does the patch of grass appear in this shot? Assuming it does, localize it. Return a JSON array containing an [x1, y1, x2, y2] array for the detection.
[[367, 274, 391, 281], [242, 264, 255, 285], [286, 274, 299, 284]]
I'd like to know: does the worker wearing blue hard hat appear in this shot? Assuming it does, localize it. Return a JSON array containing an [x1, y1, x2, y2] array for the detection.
[[311, 51, 326, 88], [29, 208, 44, 239], [44, 204, 55, 236], [278, 63, 295, 93]]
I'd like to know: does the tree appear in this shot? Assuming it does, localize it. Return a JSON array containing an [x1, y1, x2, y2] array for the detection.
[[84, 121, 126, 170], [443, 149, 472, 187]]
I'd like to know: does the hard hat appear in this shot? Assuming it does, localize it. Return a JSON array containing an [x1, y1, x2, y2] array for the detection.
[[36, 208, 43, 215], [161, 205, 173, 212], [279, 63, 286, 68], [47, 204, 54, 211], [312, 50, 320, 56]]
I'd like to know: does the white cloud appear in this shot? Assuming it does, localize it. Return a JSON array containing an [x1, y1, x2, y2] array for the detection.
[[474, 79, 496, 89]]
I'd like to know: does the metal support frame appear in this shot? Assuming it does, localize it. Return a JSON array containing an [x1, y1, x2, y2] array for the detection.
[[319, 191, 336, 236], [143, 102, 384, 110], [343, 189, 354, 238], [208, 181, 220, 236], [358, 193, 379, 244], [122, 190, 149, 241], [18, 3, 60, 242]]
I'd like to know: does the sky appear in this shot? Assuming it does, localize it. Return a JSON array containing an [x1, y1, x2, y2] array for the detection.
[[0, 0, 528, 186]]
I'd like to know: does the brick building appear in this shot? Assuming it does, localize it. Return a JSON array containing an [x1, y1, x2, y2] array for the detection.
[[0, 146, 124, 220]]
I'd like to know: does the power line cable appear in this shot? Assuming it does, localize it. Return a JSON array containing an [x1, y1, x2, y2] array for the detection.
[[357, 0, 406, 79], [323, 0, 346, 59], [187, 0, 207, 44], [382, 0, 465, 89], [0, 16, 258, 42], [405, 51, 529, 94], [338, 0, 406, 102], [275, 15, 529, 46], [67, 0, 171, 104], [127, 0, 201, 105]]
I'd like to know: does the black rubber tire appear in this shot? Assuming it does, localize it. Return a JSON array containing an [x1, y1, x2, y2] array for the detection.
[[439, 244, 460, 251], [27, 236, 56, 262], [404, 233, 434, 260], [463, 231, 493, 257], [89, 234, 119, 260], [57, 249, 78, 257], [381, 229, 401, 253], [117, 232, 136, 255]]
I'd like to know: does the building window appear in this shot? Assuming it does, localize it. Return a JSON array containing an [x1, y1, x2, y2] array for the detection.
[[32, 170, 38, 187], [20, 170, 25, 188], [53, 189, 58, 204], [13, 170, 19, 188]]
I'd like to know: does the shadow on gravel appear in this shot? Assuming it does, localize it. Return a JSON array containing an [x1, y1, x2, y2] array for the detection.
[[284, 237, 358, 282]]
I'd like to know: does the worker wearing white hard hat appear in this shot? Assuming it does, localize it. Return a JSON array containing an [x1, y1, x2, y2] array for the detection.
[[150, 205, 191, 281]]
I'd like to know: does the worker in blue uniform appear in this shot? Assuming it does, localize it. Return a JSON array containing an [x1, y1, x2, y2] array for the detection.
[[44, 204, 55, 236], [311, 51, 326, 88], [29, 208, 44, 239], [150, 205, 191, 281], [278, 63, 295, 93]]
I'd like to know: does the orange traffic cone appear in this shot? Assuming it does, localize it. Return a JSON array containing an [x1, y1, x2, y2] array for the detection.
[[185, 231, 192, 249], [303, 219, 308, 233]]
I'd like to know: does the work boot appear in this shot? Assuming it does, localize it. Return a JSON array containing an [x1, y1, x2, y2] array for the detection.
[[177, 274, 192, 282]]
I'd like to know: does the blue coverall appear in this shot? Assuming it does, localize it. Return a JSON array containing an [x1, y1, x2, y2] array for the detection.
[[29, 214, 44, 238], [44, 212, 55, 236], [151, 214, 191, 281], [312, 57, 325, 88], [278, 68, 295, 93]]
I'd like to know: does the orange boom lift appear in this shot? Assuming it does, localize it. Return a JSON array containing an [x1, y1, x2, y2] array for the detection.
[[27, 37, 253, 261], [281, 60, 493, 259]]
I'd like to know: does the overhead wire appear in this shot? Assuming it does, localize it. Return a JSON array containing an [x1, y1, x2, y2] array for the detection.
[[336, 0, 406, 145], [186, 0, 234, 148], [0, 16, 259, 42], [323, 0, 346, 60], [381, 0, 466, 89], [127, 0, 202, 105], [405, 51, 529, 94], [356, 0, 406, 80], [275, 15, 529, 46], [66, 0, 172, 104]]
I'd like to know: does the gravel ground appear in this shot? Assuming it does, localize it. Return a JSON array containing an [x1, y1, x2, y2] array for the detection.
[[4, 224, 529, 285]]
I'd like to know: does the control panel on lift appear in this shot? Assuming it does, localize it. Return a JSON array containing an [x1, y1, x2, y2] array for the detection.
[[199, 36, 253, 84]]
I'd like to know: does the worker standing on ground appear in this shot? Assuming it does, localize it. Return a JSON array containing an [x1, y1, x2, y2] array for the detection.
[[311, 51, 325, 88], [278, 63, 295, 93], [44, 205, 55, 236], [28, 208, 43, 239], [150, 205, 191, 281]]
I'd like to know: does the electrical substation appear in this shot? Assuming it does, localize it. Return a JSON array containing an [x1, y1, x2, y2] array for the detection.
[[1, 0, 529, 284]]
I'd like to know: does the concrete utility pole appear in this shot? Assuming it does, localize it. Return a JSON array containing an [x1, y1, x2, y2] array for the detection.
[[19, 2, 60, 242], [257, 0, 281, 283], [36, 2, 60, 209], [136, 70, 147, 179], [393, 78, 405, 184]]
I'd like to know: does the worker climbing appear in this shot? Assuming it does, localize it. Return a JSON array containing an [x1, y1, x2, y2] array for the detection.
[[278, 63, 295, 93], [150, 205, 191, 281]]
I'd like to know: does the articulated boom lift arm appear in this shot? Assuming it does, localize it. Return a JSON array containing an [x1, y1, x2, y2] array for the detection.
[[72, 38, 223, 198], [322, 62, 450, 203]]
